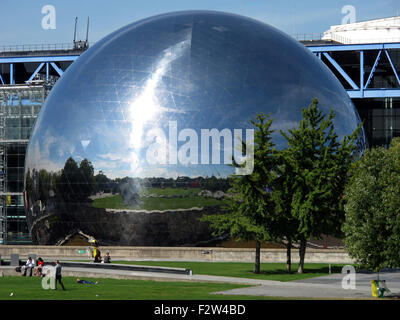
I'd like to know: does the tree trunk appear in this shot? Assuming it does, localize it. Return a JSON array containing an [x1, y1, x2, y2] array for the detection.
[[286, 239, 292, 273], [254, 240, 261, 274], [298, 238, 307, 274]]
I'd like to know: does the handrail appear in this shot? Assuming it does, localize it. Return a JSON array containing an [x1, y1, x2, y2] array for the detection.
[[0, 42, 93, 53]]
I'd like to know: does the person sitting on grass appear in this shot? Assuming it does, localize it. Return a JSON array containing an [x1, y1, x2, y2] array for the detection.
[[76, 278, 98, 285]]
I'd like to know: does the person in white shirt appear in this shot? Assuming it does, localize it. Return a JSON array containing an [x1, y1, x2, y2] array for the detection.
[[22, 257, 35, 276]]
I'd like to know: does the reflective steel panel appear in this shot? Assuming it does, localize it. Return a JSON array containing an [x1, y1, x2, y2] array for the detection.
[[24, 11, 365, 246]]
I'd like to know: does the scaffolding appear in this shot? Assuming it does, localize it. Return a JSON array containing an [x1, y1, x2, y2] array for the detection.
[[0, 97, 5, 244], [0, 85, 47, 244]]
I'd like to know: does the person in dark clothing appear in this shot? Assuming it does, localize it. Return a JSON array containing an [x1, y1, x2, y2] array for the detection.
[[55, 260, 65, 290], [103, 252, 111, 263], [94, 250, 102, 263], [76, 278, 98, 285]]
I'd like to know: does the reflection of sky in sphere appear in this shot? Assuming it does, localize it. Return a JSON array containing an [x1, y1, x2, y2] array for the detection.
[[25, 10, 364, 179]]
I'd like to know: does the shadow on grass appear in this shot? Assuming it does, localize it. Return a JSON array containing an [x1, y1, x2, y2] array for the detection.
[[247, 265, 343, 276]]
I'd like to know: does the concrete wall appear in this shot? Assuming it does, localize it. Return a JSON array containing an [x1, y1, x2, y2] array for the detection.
[[0, 245, 354, 264]]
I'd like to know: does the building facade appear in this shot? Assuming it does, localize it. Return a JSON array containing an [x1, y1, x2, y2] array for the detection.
[[0, 85, 46, 244], [0, 44, 83, 244]]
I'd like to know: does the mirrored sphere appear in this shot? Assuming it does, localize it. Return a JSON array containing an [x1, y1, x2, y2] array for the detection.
[[24, 11, 365, 246]]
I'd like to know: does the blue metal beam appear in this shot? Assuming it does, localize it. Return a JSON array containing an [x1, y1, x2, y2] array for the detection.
[[360, 51, 364, 96], [10, 63, 14, 84], [0, 73, 4, 85], [364, 50, 382, 89], [46, 63, 49, 81], [50, 62, 64, 76], [347, 89, 400, 98], [322, 52, 359, 89], [308, 42, 400, 52], [0, 55, 79, 64], [306, 43, 400, 99], [384, 49, 400, 87], [26, 62, 45, 82]]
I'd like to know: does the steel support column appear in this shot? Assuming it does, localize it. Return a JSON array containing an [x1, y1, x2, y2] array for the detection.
[[360, 50, 364, 96], [9, 63, 14, 84], [46, 62, 49, 81]]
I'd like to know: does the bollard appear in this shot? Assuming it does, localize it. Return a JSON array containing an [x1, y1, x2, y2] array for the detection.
[[370, 280, 379, 297]]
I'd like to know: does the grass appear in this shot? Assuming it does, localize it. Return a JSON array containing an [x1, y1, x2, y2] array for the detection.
[[76, 261, 345, 282], [0, 276, 276, 300], [92, 194, 222, 210], [0, 262, 347, 300], [116, 261, 345, 281], [147, 187, 202, 197]]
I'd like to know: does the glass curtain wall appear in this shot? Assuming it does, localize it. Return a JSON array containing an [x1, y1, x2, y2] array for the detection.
[[0, 86, 44, 244]]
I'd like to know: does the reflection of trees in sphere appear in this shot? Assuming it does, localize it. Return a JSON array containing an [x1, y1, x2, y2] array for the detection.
[[24, 11, 365, 246]]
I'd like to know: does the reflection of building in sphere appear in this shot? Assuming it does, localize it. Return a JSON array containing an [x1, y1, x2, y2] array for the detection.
[[24, 11, 365, 246]]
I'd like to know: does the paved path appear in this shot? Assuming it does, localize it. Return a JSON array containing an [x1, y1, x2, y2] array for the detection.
[[40, 267, 400, 299], [214, 270, 400, 299]]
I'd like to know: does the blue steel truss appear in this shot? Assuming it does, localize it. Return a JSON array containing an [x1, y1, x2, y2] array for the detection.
[[308, 43, 400, 99], [0, 55, 79, 85], [1, 43, 400, 100]]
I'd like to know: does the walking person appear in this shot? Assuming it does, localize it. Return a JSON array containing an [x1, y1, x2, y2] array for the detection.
[[55, 260, 65, 290]]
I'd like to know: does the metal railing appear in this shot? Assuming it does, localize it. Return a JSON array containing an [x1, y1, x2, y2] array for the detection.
[[293, 33, 400, 45], [5, 232, 32, 243], [0, 42, 94, 53], [331, 35, 400, 44], [291, 33, 325, 41]]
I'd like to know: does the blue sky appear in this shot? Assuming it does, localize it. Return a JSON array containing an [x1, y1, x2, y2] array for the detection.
[[1, 0, 399, 45]]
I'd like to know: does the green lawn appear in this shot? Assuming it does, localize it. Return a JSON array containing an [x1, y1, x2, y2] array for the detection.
[[147, 187, 202, 197], [76, 261, 345, 282], [92, 194, 222, 210], [0, 276, 274, 300], [115, 261, 345, 281], [0, 262, 346, 300]]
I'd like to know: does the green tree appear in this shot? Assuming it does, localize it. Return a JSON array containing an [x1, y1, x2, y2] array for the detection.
[[280, 98, 360, 273], [343, 138, 400, 271], [201, 113, 276, 274], [95, 171, 111, 193], [79, 158, 95, 197], [270, 158, 300, 272], [39, 169, 52, 201], [58, 157, 80, 200]]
